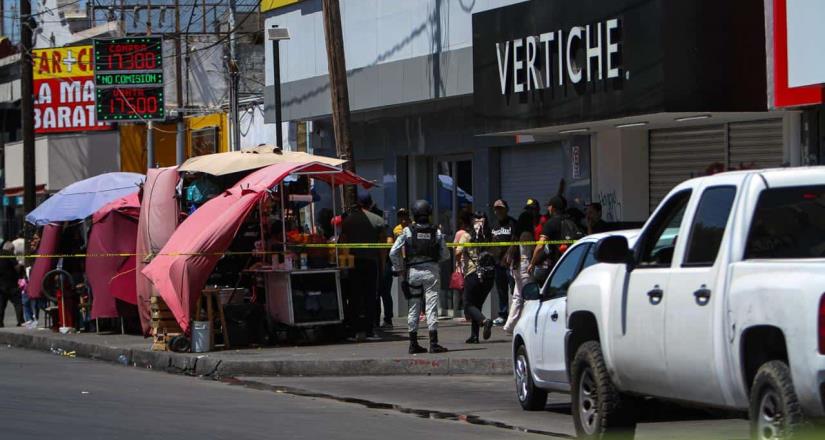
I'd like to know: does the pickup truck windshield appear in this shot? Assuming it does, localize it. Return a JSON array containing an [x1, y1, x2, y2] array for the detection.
[[745, 185, 825, 259]]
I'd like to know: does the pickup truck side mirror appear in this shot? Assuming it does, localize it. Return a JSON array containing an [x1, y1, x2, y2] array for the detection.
[[595, 236, 632, 267]]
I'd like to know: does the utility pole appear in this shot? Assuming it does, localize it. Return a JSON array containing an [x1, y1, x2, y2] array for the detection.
[[21, 0, 35, 221], [321, 0, 355, 208], [146, 0, 154, 171], [174, 0, 185, 164], [227, 0, 240, 151]]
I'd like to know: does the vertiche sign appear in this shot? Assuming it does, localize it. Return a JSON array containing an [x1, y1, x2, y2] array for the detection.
[[32, 45, 112, 134]]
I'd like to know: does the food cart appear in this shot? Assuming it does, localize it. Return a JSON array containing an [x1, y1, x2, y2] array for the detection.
[[142, 159, 373, 349]]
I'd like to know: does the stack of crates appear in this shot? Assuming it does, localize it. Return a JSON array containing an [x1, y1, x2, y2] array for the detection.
[[150, 295, 183, 351]]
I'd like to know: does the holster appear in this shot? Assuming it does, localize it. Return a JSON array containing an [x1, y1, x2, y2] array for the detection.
[[401, 270, 423, 300]]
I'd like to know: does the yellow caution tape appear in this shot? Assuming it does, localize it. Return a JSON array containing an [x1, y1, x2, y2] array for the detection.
[[5, 240, 577, 259]]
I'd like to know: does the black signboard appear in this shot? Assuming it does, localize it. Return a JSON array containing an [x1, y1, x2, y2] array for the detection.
[[95, 72, 164, 88], [96, 87, 165, 121], [93, 37, 163, 74], [472, 0, 768, 134]]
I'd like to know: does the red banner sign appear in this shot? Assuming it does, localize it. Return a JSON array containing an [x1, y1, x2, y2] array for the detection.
[[33, 45, 112, 134]]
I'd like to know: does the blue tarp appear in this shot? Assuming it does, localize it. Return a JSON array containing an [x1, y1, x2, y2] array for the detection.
[[25, 172, 146, 226]]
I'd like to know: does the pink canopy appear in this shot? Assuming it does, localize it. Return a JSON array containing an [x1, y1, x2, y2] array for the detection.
[[136, 167, 180, 336], [26, 223, 62, 299], [87, 192, 140, 319], [142, 162, 372, 332]]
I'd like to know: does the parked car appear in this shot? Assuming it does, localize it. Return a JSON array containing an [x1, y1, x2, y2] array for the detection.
[[566, 167, 825, 439], [512, 230, 639, 410]]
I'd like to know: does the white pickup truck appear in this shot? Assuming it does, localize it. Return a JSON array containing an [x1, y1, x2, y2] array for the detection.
[[566, 168, 825, 440]]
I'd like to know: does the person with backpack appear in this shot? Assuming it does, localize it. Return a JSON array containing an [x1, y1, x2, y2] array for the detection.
[[458, 212, 497, 344], [389, 200, 450, 354], [528, 196, 583, 283]]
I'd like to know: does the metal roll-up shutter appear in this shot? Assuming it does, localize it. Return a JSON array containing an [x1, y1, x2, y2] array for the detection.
[[500, 144, 564, 210], [728, 118, 784, 170], [649, 125, 726, 211]]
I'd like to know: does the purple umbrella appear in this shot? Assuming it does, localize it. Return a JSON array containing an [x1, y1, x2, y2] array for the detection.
[[26, 172, 145, 226]]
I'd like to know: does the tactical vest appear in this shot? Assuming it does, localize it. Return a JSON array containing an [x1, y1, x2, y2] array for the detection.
[[404, 224, 440, 265]]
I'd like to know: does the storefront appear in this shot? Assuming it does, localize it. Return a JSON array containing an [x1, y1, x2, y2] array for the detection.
[[472, 0, 800, 220]]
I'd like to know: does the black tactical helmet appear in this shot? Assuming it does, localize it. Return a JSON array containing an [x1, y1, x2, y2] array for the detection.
[[411, 200, 432, 220]]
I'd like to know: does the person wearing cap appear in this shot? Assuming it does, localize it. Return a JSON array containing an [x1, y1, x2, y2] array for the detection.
[[340, 190, 387, 342], [528, 196, 566, 284], [490, 199, 517, 326], [524, 198, 544, 240]]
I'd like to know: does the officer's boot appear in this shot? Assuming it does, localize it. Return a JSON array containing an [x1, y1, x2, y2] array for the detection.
[[429, 330, 448, 353], [408, 332, 427, 354]]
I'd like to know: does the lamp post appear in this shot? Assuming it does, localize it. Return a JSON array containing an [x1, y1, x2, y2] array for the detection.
[[267, 27, 290, 149]]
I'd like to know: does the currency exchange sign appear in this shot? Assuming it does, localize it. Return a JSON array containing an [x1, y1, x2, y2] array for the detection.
[[93, 37, 165, 121], [32, 45, 112, 134]]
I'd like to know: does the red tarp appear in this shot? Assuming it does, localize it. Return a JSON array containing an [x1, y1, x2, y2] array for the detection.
[[136, 167, 180, 336], [26, 223, 62, 299], [87, 192, 140, 319], [142, 162, 372, 332]]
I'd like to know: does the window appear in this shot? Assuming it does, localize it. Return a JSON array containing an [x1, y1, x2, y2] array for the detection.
[[745, 185, 825, 259], [582, 243, 599, 271], [542, 244, 590, 300], [638, 190, 692, 267], [684, 186, 737, 266]]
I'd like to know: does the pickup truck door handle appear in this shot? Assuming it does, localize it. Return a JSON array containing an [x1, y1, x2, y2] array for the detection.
[[551, 311, 559, 322], [647, 286, 664, 304], [694, 286, 711, 305]]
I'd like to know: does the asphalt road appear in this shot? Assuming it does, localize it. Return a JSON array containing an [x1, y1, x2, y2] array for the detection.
[[0, 345, 546, 440]]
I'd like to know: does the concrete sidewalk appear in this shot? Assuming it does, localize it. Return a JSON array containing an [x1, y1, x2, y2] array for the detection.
[[0, 318, 513, 377]]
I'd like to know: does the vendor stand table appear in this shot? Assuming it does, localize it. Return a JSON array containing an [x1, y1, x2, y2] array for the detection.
[[256, 268, 344, 327]]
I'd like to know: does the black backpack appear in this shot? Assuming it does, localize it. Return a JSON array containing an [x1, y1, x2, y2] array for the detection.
[[560, 215, 585, 241]]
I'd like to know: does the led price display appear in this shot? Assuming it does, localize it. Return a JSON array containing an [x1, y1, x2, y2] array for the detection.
[[96, 87, 165, 121], [95, 72, 164, 87], [94, 37, 163, 74]]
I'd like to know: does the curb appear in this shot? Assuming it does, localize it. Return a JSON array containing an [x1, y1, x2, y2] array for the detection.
[[0, 331, 512, 377]]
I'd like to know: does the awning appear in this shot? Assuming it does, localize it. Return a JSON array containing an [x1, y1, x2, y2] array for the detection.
[[142, 161, 372, 332], [88, 192, 140, 319], [178, 145, 346, 177], [136, 167, 180, 335]]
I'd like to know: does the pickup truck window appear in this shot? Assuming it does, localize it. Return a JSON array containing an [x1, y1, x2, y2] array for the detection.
[[745, 185, 825, 259], [542, 243, 590, 299], [638, 190, 692, 268], [683, 186, 737, 266]]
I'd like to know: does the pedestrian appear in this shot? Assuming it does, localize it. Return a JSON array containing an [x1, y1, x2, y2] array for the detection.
[[503, 211, 539, 334], [459, 212, 496, 343], [450, 210, 474, 317], [490, 199, 516, 326], [376, 208, 411, 329], [389, 200, 449, 354], [528, 196, 566, 284], [525, 198, 543, 240], [586, 202, 609, 234], [12, 231, 26, 266], [340, 190, 387, 342], [0, 242, 23, 327]]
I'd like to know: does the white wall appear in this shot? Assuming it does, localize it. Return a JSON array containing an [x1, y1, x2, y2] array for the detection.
[[591, 128, 650, 222], [265, 0, 527, 85]]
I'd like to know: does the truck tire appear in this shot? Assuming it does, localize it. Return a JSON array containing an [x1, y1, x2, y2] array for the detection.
[[514, 344, 548, 411], [571, 341, 637, 439], [749, 360, 805, 440]]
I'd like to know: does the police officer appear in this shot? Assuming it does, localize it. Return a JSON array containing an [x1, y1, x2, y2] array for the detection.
[[389, 200, 449, 354]]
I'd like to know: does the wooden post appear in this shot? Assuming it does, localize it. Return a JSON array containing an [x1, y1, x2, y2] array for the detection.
[[321, 0, 356, 210]]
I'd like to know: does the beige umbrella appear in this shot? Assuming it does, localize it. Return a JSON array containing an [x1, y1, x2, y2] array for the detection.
[[178, 145, 346, 176]]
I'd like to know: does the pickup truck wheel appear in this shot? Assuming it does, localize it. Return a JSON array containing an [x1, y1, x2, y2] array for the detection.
[[514, 344, 548, 411], [571, 341, 637, 439], [749, 360, 805, 440]]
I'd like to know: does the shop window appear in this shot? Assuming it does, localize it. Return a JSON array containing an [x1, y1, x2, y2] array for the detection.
[[191, 126, 219, 157]]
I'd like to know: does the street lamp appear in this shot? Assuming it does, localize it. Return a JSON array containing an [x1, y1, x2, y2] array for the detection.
[[267, 27, 290, 149]]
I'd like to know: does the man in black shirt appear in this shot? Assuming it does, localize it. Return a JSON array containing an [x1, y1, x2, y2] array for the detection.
[[586, 202, 609, 234], [490, 199, 516, 325], [341, 191, 387, 342], [528, 196, 565, 279]]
